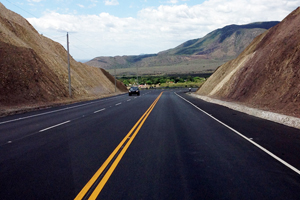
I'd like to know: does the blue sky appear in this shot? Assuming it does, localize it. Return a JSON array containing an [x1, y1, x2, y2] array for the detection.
[[2, 0, 300, 60], [3, 0, 204, 18]]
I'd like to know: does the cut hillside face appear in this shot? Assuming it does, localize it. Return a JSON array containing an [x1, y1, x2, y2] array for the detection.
[[0, 3, 127, 114], [196, 7, 300, 118]]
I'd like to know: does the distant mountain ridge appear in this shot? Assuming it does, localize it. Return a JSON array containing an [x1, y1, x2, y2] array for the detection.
[[163, 22, 279, 56], [86, 21, 279, 75]]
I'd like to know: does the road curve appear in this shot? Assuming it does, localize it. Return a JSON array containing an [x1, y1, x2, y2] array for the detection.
[[0, 89, 300, 200]]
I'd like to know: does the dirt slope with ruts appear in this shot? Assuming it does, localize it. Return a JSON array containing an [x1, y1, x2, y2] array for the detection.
[[196, 7, 300, 118], [0, 3, 127, 115]]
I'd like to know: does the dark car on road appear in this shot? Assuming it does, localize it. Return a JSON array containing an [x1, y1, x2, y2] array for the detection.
[[129, 87, 140, 96]]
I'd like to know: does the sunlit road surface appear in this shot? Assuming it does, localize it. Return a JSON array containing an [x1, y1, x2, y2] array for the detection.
[[1, 89, 300, 199]]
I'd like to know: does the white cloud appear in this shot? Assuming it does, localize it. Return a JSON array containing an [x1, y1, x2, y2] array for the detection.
[[77, 4, 85, 8], [88, 4, 97, 8], [167, 0, 179, 4], [27, 0, 42, 2], [27, 0, 300, 59], [104, 0, 119, 6]]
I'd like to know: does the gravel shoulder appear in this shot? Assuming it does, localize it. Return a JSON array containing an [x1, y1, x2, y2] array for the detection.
[[191, 93, 300, 129]]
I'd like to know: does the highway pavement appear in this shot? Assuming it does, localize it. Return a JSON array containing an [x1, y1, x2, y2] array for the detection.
[[1, 89, 300, 199]]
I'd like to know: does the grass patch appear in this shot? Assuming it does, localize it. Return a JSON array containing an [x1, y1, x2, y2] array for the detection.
[[118, 75, 207, 89]]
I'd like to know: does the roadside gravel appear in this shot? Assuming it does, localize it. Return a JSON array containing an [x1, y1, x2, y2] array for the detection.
[[191, 93, 300, 129]]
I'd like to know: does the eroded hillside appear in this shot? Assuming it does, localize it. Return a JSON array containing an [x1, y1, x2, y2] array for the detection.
[[196, 7, 300, 117], [0, 3, 127, 114]]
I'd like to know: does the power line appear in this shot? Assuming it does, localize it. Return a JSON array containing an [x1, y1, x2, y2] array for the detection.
[[71, 35, 100, 53], [4, 0, 39, 18], [4, 0, 102, 59], [50, 35, 66, 40], [69, 44, 93, 58], [4, 0, 66, 42]]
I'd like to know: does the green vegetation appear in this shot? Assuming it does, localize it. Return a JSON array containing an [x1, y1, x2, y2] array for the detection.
[[107, 58, 223, 76], [118, 75, 208, 88]]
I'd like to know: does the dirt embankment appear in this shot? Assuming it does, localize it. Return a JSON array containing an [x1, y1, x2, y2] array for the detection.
[[0, 3, 127, 116], [196, 7, 300, 118]]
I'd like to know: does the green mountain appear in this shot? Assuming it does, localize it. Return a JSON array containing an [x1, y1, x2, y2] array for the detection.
[[164, 22, 279, 56], [86, 21, 279, 75]]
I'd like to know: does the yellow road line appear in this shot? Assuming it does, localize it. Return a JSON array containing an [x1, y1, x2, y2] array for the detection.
[[75, 92, 163, 200]]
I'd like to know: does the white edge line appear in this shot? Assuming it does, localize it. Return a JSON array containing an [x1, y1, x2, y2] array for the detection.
[[174, 92, 300, 175], [0, 94, 126, 125], [94, 108, 106, 113], [0, 102, 98, 125], [115, 103, 122, 106], [39, 120, 71, 132]]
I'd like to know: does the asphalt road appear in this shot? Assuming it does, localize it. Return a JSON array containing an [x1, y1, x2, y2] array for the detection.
[[1, 89, 300, 200]]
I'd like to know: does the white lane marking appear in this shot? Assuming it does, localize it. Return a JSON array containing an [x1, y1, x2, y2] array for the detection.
[[94, 108, 106, 113], [115, 103, 122, 106], [0, 95, 127, 125], [0, 103, 98, 125], [127, 99, 131, 101], [39, 121, 71, 132], [175, 92, 300, 175]]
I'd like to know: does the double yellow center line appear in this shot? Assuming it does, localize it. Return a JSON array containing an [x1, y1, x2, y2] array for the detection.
[[75, 92, 163, 200]]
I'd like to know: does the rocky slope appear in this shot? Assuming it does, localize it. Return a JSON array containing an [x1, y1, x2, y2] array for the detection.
[[86, 22, 278, 74], [196, 7, 300, 118], [0, 3, 127, 114]]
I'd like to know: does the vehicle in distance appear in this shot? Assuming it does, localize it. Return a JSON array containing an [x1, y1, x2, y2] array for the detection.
[[128, 87, 140, 96]]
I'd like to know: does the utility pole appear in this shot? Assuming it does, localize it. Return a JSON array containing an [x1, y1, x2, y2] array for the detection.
[[67, 32, 72, 97], [136, 65, 139, 86], [114, 58, 117, 92], [114, 64, 117, 93]]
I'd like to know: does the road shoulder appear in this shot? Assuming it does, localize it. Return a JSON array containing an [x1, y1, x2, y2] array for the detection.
[[191, 93, 300, 129]]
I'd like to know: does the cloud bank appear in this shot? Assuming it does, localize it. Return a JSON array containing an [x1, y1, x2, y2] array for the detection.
[[104, 0, 119, 6], [27, 0, 300, 59]]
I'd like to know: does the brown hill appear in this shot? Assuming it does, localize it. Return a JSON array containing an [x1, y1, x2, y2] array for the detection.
[[0, 3, 127, 114], [196, 7, 300, 118], [86, 22, 278, 76]]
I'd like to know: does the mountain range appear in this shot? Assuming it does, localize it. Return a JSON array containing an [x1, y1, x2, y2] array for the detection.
[[86, 21, 279, 75]]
